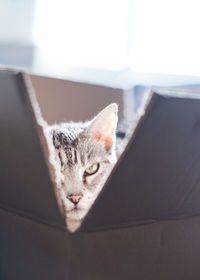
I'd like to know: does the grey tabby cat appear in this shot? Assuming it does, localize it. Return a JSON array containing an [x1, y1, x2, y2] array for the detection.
[[46, 103, 118, 232]]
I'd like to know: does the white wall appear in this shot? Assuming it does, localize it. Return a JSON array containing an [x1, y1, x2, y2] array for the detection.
[[0, 0, 35, 44]]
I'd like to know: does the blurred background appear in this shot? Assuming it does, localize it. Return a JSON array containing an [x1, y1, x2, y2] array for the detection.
[[1, 0, 200, 87]]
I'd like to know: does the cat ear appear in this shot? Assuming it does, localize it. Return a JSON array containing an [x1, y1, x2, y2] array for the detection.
[[88, 103, 118, 150]]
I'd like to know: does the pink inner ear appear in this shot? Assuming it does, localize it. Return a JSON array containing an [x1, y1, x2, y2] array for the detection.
[[95, 133, 113, 150]]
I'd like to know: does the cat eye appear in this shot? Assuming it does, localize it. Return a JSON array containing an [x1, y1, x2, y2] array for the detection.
[[84, 163, 100, 176]]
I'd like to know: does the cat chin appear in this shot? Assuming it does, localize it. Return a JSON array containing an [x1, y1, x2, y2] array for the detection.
[[67, 208, 86, 220], [66, 209, 87, 232], [67, 218, 82, 233]]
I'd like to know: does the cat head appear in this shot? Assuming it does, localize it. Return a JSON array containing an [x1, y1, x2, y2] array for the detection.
[[51, 103, 118, 231]]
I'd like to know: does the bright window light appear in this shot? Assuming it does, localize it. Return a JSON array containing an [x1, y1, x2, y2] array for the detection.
[[130, 0, 200, 76], [33, 0, 131, 71], [33, 0, 200, 76]]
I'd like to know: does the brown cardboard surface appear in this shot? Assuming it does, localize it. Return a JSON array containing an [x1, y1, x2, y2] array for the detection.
[[82, 91, 200, 232], [0, 70, 65, 228], [69, 216, 200, 280], [1, 207, 200, 280], [0, 208, 69, 280], [30, 74, 125, 124]]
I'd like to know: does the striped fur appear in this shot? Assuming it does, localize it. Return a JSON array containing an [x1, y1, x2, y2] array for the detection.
[[45, 104, 118, 232]]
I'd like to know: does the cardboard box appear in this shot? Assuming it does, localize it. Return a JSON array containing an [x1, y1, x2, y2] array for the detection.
[[1, 69, 200, 280], [30, 74, 125, 124]]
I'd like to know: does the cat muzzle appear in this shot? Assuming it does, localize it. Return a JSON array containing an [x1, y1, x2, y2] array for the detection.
[[67, 195, 82, 205]]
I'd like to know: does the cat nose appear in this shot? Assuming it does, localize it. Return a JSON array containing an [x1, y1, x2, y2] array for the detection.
[[67, 195, 82, 205]]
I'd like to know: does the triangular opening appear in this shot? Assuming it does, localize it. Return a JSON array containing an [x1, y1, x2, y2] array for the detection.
[[29, 74, 146, 232]]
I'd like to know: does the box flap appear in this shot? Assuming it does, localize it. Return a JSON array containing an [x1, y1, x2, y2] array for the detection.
[[30, 74, 125, 124], [0, 70, 65, 229], [81, 90, 200, 232]]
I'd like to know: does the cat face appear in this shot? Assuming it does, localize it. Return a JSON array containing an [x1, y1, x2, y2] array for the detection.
[[50, 104, 118, 231]]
